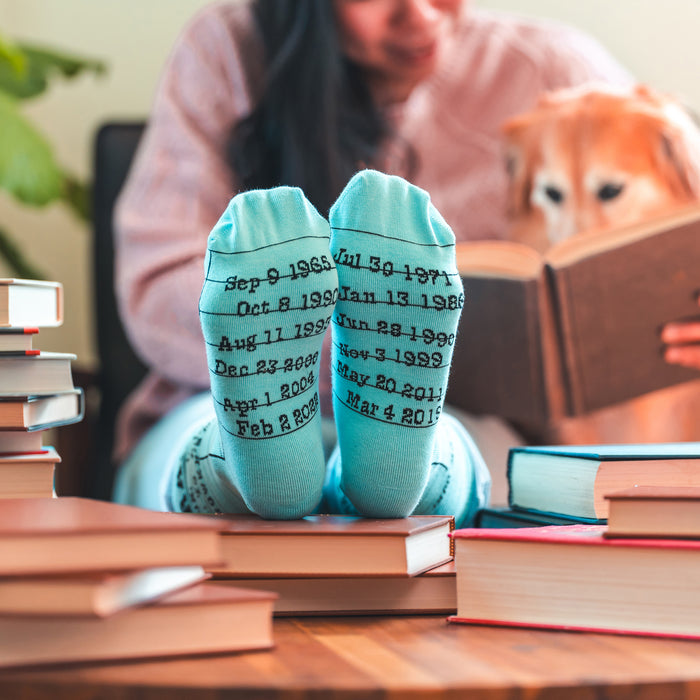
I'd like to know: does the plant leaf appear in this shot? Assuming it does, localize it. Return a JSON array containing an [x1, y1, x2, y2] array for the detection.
[[0, 42, 106, 100], [0, 34, 26, 76], [61, 173, 91, 221], [0, 226, 47, 280], [0, 91, 63, 205]]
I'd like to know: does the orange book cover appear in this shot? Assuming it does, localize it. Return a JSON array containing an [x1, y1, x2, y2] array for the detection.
[[0, 497, 224, 575]]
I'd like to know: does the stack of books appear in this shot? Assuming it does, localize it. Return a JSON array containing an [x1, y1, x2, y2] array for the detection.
[[208, 514, 458, 616], [476, 442, 700, 527], [449, 484, 700, 639], [0, 278, 84, 498], [0, 497, 276, 668]]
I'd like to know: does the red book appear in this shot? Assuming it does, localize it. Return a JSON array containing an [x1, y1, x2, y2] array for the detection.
[[449, 524, 700, 639]]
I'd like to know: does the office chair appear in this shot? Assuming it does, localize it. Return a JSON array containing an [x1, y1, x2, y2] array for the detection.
[[90, 122, 148, 500]]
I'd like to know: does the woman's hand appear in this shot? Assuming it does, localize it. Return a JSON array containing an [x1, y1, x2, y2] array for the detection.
[[661, 316, 700, 370]]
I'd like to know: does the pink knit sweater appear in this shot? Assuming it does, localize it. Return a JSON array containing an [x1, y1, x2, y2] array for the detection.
[[114, 1, 631, 461]]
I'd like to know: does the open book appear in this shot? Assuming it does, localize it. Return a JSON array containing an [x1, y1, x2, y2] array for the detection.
[[446, 205, 700, 430]]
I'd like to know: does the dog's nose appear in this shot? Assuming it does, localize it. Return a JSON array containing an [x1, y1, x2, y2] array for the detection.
[[545, 185, 565, 204]]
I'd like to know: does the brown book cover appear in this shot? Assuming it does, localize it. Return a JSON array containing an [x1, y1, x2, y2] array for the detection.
[[0, 582, 275, 668], [0, 497, 224, 575], [213, 561, 456, 616], [447, 205, 700, 429], [209, 514, 454, 578]]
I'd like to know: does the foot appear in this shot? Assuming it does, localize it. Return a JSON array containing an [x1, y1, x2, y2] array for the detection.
[[198, 187, 338, 518]]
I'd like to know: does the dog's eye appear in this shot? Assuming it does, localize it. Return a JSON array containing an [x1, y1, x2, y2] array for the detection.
[[544, 186, 565, 204], [597, 183, 625, 202]]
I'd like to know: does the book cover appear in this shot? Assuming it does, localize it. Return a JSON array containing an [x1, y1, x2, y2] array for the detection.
[[446, 205, 700, 429], [0, 565, 208, 617], [0, 583, 275, 668], [0, 390, 84, 430], [0, 497, 224, 575], [475, 506, 599, 528], [449, 524, 700, 639], [0, 352, 76, 395], [605, 485, 700, 538], [210, 514, 454, 578], [214, 561, 456, 616], [0, 279, 63, 329], [507, 442, 700, 520]]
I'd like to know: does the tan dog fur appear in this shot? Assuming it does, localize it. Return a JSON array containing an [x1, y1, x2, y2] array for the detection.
[[501, 84, 700, 445], [503, 84, 700, 251]]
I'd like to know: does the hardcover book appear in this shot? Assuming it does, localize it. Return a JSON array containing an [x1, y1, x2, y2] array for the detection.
[[0, 352, 76, 395], [0, 583, 275, 668], [507, 442, 700, 520], [605, 485, 700, 539], [0, 389, 84, 430], [0, 327, 38, 353], [214, 561, 456, 616], [446, 205, 700, 430], [450, 524, 700, 639], [0, 446, 60, 499], [0, 431, 44, 453], [475, 506, 595, 528], [0, 279, 63, 328], [0, 565, 207, 616], [210, 514, 454, 578], [0, 497, 224, 575]]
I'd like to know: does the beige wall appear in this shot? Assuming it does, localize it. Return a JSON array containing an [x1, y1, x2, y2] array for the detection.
[[1, 0, 698, 370]]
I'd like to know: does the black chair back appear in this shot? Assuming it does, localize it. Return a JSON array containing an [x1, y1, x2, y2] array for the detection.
[[90, 122, 148, 500]]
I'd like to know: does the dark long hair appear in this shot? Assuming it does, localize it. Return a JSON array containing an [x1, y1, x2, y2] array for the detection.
[[229, 0, 391, 214]]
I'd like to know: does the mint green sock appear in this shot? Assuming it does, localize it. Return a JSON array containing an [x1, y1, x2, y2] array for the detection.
[[328, 170, 465, 517], [198, 187, 338, 519], [323, 411, 489, 527]]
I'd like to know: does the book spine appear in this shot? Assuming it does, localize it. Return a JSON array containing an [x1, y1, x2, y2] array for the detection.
[[544, 263, 580, 416]]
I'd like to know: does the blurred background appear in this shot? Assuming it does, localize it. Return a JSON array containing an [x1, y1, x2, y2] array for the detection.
[[2, 0, 699, 373]]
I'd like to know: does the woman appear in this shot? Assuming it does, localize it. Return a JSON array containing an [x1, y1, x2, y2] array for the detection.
[[113, 0, 632, 518]]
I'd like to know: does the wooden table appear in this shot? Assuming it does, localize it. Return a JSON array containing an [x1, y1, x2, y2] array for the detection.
[[3, 615, 700, 699]]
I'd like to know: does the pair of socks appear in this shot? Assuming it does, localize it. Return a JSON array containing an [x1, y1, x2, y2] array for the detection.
[[172, 170, 472, 521]]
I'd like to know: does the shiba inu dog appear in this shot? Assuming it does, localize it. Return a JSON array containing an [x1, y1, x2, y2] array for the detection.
[[502, 84, 700, 251], [500, 83, 700, 445]]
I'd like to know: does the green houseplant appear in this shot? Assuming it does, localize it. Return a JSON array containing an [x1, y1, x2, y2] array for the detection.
[[0, 33, 105, 279]]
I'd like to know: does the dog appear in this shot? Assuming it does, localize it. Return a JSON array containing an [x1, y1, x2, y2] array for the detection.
[[500, 83, 700, 445], [502, 83, 700, 252]]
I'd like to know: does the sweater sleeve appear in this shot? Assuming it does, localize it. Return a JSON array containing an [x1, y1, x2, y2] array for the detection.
[[114, 2, 261, 389]]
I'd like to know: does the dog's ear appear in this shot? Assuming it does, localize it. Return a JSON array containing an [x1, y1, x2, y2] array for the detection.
[[655, 109, 700, 199], [631, 85, 700, 199], [501, 115, 539, 218]]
